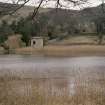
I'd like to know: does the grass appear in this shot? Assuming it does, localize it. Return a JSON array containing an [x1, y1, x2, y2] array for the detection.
[[15, 45, 105, 57], [14, 35, 105, 56], [0, 47, 5, 54], [0, 67, 105, 105], [50, 35, 99, 45]]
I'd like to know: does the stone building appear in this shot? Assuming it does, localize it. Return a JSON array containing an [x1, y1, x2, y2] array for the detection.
[[31, 37, 44, 48]]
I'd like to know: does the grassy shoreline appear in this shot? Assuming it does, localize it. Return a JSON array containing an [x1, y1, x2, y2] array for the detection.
[[14, 45, 105, 57]]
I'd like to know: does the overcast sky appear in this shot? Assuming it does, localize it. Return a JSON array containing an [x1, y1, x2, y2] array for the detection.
[[0, 0, 103, 9]]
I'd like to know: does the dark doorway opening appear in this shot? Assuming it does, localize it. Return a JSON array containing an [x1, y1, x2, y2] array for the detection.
[[33, 41, 36, 45]]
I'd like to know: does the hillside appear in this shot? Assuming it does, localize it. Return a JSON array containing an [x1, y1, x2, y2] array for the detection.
[[0, 2, 52, 23], [0, 2, 105, 45], [0, 2, 105, 48], [41, 4, 104, 25], [0, 2, 104, 23]]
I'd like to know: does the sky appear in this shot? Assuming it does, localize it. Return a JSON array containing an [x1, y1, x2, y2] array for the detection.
[[0, 0, 103, 9]]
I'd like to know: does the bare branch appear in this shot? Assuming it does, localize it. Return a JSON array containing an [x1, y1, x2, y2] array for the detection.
[[0, 0, 30, 16], [9, 0, 30, 15], [31, 0, 44, 20]]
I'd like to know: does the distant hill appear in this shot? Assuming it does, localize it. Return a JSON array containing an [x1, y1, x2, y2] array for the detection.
[[42, 4, 104, 23], [0, 2, 105, 33], [46, 4, 105, 33], [0, 2, 104, 21], [0, 2, 52, 23]]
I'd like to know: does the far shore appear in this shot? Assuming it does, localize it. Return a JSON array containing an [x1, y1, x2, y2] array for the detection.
[[14, 45, 105, 57]]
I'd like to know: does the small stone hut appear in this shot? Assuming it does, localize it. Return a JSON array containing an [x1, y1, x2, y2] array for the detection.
[[31, 37, 44, 48]]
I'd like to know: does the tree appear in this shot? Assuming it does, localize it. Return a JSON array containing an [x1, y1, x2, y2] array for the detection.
[[47, 25, 56, 39], [0, 20, 14, 43], [94, 1, 105, 44], [95, 16, 105, 44], [10, 20, 17, 33]]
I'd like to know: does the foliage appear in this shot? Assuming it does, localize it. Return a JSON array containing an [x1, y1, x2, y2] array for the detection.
[[94, 13, 105, 44], [1, 5, 105, 45], [0, 20, 14, 43]]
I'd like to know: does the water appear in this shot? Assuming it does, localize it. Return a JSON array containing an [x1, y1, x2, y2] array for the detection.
[[0, 55, 105, 105]]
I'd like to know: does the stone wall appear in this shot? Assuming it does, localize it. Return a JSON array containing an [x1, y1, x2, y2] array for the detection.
[[31, 37, 44, 48]]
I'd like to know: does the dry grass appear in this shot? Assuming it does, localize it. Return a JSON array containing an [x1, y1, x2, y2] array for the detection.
[[50, 36, 98, 45], [15, 45, 105, 56], [0, 47, 5, 54], [0, 67, 105, 105]]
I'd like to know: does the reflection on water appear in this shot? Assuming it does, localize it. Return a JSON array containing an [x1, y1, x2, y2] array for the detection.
[[0, 55, 105, 105]]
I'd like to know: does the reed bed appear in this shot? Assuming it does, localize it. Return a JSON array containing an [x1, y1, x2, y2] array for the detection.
[[15, 45, 105, 56], [0, 67, 105, 105]]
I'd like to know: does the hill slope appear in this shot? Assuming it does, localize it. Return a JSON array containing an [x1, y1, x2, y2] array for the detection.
[[0, 2, 104, 21], [0, 2, 104, 33]]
